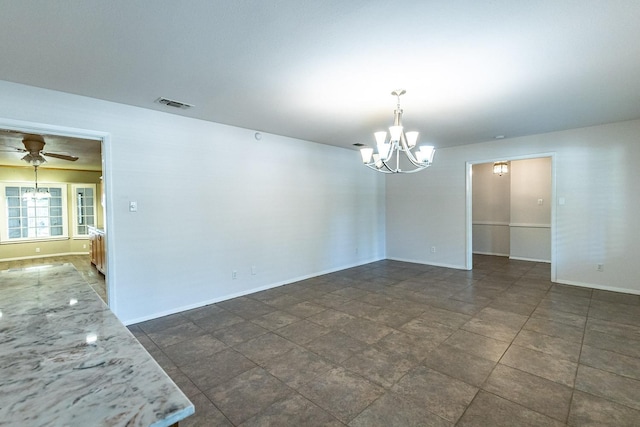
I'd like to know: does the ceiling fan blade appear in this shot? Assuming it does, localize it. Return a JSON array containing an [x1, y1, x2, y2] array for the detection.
[[42, 151, 79, 161], [0, 146, 27, 153]]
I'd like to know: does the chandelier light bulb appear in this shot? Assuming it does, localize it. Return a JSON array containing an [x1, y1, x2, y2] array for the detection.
[[372, 153, 382, 168], [360, 147, 374, 163], [419, 145, 435, 163], [406, 131, 419, 148], [389, 126, 403, 142], [374, 131, 387, 145]]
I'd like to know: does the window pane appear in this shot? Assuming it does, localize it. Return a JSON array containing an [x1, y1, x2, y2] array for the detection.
[[50, 207, 63, 217], [51, 227, 63, 236], [49, 188, 62, 197], [49, 197, 62, 207], [6, 187, 19, 197], [8, 218, 21, 228], [9, 229, 21, 238], [8, 207, 21, 217]]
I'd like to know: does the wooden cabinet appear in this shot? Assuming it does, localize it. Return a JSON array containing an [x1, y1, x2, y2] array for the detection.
[[89, 227, 106, 274]]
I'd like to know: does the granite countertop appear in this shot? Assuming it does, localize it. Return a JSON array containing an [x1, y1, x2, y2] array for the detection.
[[0, 264, 194, 426]]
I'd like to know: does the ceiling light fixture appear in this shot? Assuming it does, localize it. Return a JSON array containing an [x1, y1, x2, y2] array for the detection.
[[22, 165, 50, 200], [359, 90, 435, 174], [493, 161, 509, 176], [21, 152, 47, 166]]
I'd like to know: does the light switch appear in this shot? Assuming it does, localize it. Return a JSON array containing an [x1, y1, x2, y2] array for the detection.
[[129, 201, 138, 212], [537, 198, 543, 206]]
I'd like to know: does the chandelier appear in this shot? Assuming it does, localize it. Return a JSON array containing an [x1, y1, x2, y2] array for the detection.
[[493, 161, 509, 176], [359, 90, 435, 173], [22, 165, 50, 200]]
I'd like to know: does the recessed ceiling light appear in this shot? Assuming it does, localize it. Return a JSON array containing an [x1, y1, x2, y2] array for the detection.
[[494, 135, 505, 139]]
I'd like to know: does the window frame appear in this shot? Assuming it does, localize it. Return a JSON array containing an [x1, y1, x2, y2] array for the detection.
[[0, 181, 69, 244], [71, 183, 98, 239]]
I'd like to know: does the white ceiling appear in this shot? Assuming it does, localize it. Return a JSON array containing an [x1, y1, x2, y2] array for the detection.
[[1, 0, 640, 168]]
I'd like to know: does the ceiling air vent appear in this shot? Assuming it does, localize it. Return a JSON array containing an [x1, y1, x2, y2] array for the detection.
[[156, 97, 194, 109]]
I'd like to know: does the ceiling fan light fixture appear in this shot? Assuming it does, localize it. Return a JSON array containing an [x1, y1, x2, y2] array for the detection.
[[21, 152, 47, 166]]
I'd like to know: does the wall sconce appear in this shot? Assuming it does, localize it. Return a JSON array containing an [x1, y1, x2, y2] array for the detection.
[[493, 161, 509, 176]]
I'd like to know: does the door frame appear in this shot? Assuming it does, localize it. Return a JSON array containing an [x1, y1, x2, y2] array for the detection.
[[465, 152, 557, 282], [0, 117, 114, 306]]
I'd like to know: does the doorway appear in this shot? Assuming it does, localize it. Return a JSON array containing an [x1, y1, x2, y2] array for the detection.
[[0, 118, 111, 303], [465, 153, 556, 282]]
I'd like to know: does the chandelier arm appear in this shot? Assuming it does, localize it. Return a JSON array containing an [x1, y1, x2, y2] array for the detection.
[[363, 156, 395, 173], [399, 133, 426, 168], [364, 163, 393, 174], [379, 156, 396, 173], [399, 166, 428, 174]]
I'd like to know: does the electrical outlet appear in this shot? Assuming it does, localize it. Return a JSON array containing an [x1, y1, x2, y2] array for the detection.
[[597, 264, 604, 272], [431, 246, 436, 253], [83, 244, 87, 249], [232, 270, 237, 280], [35, 247, 40, 253], [251, 266, 257, 275]]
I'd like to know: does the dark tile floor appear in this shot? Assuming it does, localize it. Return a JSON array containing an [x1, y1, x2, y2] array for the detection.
[[129, 256, 640, 426]]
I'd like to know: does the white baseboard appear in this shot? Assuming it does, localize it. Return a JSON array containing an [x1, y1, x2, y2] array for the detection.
[[122, 256, 385, 325], [386, 257, 468, 271], [473, 251, 509, 257], [554, 278, 640, 296], [509, 256, 551, 263]]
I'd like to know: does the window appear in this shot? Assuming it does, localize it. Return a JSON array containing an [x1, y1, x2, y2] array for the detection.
[[2, 184, 68, 242], [72, 184, 97, 237]]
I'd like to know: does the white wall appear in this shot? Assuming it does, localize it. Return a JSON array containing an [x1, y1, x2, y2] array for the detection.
[[509, 158, 551, 262], [472, 162, 510, 256], [387, 119, 640, 295], [0, 80, 386, 324]]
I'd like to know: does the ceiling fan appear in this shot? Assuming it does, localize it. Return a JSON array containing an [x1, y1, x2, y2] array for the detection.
[[0, 134, 79, 166]]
